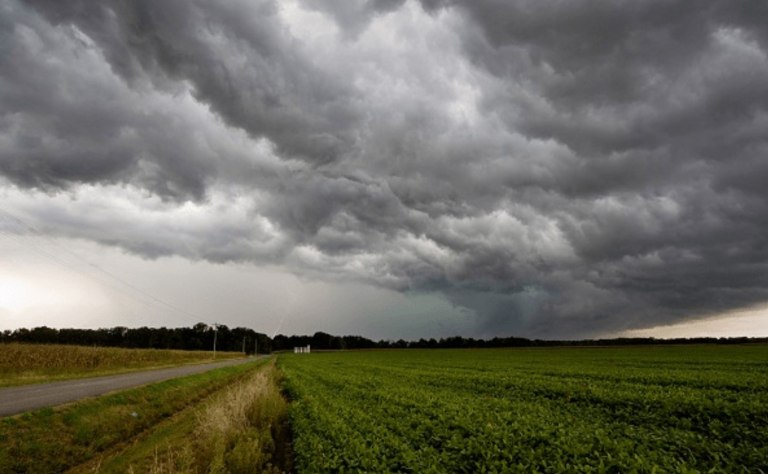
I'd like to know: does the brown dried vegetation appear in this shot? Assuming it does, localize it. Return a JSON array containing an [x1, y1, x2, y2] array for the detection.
[[0, 343, 239, 386]]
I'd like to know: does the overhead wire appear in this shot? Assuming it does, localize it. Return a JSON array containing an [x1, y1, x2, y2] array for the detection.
[[0, 207, 210, 323], [0, 226, 154, 317]]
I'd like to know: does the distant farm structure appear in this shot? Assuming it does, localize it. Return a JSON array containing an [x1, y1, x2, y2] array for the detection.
[[294, 345, 311, 354]]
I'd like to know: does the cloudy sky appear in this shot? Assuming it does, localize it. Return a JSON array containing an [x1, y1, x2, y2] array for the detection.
[[2, 0, 768, 340]]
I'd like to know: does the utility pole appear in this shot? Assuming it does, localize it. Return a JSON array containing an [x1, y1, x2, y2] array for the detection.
[[212, 323, 218, 359], [242, 336, 246, 355]]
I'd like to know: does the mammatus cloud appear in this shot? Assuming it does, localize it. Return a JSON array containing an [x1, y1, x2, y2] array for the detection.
[[2, 0, 767, 338]]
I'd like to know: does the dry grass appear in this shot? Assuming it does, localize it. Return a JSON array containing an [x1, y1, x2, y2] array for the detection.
[[0, 360, 261, 474], [0, 343, 241, 386], [138, 360, 291, 474]]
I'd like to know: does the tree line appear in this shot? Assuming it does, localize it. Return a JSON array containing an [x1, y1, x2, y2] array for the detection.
[[0, 324, 271, 354], [1, 325, 766, 353]]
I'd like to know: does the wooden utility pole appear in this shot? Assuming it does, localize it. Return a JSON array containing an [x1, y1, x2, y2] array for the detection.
[[212, 323, 218, 359]]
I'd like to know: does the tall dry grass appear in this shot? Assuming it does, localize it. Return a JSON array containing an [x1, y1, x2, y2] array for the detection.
[[0, 343, 236, 385], [142, 361, 290, 474]]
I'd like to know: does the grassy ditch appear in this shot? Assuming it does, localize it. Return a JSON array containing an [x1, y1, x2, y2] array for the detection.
[[0, 343, 243, 387], [83, 359, 291, 474], [0, 358, 266, 473]]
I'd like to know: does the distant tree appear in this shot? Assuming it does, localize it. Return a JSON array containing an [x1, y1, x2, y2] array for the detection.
[[3, 324, 767, 352], [29, 326, 58, 344]]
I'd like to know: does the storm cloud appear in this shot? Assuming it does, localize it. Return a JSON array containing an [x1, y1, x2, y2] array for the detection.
[[2, 0, 768, 338]]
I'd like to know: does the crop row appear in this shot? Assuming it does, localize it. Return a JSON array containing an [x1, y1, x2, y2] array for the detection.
[[0, 343, 240, 386], [0, 343, 216, 371], [280, 346, 768, 473]]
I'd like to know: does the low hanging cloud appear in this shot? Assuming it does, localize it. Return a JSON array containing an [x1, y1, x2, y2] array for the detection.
[[2, 0, 768, 338]]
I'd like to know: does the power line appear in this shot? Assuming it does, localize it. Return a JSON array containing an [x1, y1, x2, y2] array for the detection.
[[0, 227, 153, 316], [0, 207, 210, 323]]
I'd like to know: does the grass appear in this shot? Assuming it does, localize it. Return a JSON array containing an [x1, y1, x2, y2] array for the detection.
[[10, 344, 764, 472], [0, 357, 267, 474], [190, 360, 290, 473], [0, 343, 243, 387], [86, 359, 291, 474], [280, 345, 768, 472]]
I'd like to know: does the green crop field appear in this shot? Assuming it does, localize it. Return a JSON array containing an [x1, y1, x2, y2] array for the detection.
[[280, 346, 768, 473]]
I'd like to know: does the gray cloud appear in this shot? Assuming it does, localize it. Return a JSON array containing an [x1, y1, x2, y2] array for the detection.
[[296, 0, 408, 37], [2, 0, 768, 338]]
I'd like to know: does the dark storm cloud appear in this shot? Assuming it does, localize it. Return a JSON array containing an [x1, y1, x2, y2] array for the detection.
[[297, 0, 408, 37], [3, 0, 361, 188], [2, 0, 768, 338], [446, 0, 768, 162]]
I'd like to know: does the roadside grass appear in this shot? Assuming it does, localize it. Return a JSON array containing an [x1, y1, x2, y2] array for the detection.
[[0, 343, 243, 387], [68, 401, 200, 474], [83, 359, 291, 474], [0, 358, 267, 474]]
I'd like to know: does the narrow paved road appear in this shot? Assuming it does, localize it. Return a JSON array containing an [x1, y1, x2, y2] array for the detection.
[[0, 357, 259, 417]]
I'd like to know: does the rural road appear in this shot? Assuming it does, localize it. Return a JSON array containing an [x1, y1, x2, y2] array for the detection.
[[0, 357, 260, 417]]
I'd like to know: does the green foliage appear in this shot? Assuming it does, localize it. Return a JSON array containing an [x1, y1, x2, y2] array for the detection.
[[280, 346, 768, 473], [189, 361, 290, 474], [93, 359, 291, 474], [0, 360, 263, 473]]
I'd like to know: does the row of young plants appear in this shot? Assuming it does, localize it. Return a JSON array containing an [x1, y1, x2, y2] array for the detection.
[[279, 346, 768, 473]]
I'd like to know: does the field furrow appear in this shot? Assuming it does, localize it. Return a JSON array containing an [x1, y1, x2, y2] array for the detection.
[[280, 346, 768, 473]]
